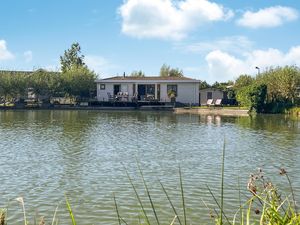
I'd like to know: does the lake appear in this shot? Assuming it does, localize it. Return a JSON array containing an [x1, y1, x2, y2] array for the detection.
[[0, 110, 299, 224]]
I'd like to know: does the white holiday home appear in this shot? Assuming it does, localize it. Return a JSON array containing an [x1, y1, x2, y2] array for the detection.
[[96, 76, 200, 105]]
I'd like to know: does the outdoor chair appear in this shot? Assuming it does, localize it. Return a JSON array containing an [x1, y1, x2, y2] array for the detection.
[[215, 99, 222, 107], [131, 92, 138, 102], [206, 99, 214, 107], [146, 94, 155, 101], [123, 92, 129, 101]]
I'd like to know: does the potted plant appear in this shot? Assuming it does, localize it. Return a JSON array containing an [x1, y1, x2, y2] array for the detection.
[[167, 89, 176, 103]]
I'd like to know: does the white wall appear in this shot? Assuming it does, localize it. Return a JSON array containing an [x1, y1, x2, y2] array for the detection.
[[160, 83, 199, 105], [199, 88, 224, 105], [97, 83, 134, 101], [97, 83, 114, 101], [97, 82, 199, 104]]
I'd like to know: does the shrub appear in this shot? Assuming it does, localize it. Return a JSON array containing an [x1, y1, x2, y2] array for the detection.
[[236, 84, 267, 113]]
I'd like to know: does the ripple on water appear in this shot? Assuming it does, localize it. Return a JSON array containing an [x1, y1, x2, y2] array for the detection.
[[0, 111, 300, 224]]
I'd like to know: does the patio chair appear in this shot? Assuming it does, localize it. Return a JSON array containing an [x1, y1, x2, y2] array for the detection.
[[132, 92, 138, 102], [206, 99, 214, 107], [123, 92, 129, 101], [215, 99, 222, 107], [146, 94, 155, 101]]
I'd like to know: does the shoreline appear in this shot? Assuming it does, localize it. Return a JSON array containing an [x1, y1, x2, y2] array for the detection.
[[0, 106, 250, 115], [0, 105, 174, 111], [175, 107, 250, 116]]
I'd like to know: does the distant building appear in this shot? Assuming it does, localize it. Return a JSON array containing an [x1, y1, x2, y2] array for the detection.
[[96, 76, 200, 105], [199, 88, 226, 105]]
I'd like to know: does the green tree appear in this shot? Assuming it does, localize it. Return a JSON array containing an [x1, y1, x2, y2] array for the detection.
[[29, 69, 55, 100], [130, 70, 145, 77], [159, 64, 183, 77], [256, 66, 300, 104], [60, 42, 86, 73], [0, 72, 14, 102], [211, 81, 234, 91], [236, 84, 267, 112], [0, 71, 28, 102], [234, 74, 254, 89], [199, 80, 211, 90], [159, 64, 170, 77], [62, 67, 96, 99]]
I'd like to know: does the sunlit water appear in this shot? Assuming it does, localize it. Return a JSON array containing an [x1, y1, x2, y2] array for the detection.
[[0, 110, 299, 224]]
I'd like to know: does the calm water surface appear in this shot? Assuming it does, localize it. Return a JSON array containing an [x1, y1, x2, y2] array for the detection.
[[0, 110, 299, 224]]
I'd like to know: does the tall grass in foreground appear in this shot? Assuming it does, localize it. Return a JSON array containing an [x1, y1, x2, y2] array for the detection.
[[1, 144, 299, 224], [114, 143, 299, 224]]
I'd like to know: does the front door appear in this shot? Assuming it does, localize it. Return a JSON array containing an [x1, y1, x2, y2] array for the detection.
[[114, 85, 121, 95], [207, 92, 212, 100], [138, 85, 146, 100]]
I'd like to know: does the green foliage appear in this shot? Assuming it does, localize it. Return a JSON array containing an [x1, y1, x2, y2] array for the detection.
[[231, 168, 300, 225], [0, 43, 96, 103], [236, 84, 267, 112], [60, 42, 86, 73], [130, 70, 145, 77], [160, 64, 183, 77], [0, 71, 28, 101], [29, 69, 62, 99], [234, 66, 300, 113], [211, 81, 234, 91], [199, 80, 211, 90], [256, 66, 300, 104], [65, 196, 76, 225], [62, 67, 96, 98], [234, 74, 254, 89], [288, 107, 300, 116]]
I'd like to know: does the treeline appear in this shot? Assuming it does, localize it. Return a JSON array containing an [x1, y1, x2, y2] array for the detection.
[[0, 43, 96, 103], [0, 68, 96, 102], [201, 66, 300, 113], [233, 66, 300, 113]]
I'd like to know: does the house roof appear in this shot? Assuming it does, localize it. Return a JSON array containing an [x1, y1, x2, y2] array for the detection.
[[97, 76, 200, 83]]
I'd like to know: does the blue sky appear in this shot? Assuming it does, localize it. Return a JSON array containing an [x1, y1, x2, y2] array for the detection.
[[0, 0, 300, 83]]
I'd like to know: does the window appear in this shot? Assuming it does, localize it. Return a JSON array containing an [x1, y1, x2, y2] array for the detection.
[[167, 84, 178, 97], [100, 84, 105, 90], [207, 92, 212, 99], [146, 84, 155, 95]]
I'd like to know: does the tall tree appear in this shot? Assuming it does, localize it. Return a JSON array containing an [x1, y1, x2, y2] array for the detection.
[[199, 80, 211, 90], [60, 42, 86, 73], [130, 70, 145, 77], [62, 67, 96, 99], [159, 64, 183, 77], [234, 74, 254, 89]]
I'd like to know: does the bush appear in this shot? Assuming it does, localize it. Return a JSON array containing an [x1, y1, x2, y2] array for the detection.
[[236, 84, 267, 113]]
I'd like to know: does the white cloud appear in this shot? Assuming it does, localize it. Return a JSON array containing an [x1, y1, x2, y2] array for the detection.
[[24, 50, 33, 62], [237, 6, 298, 28], [0, 40, 14, 60], [205, 46, 300, 82], [183, 36, 253, 54], [119, 0, 233, 40]]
